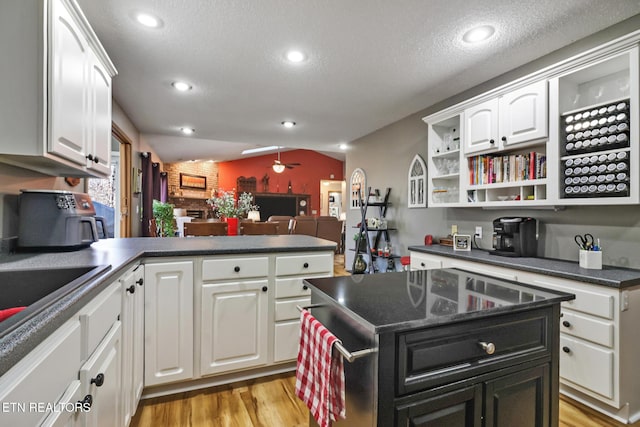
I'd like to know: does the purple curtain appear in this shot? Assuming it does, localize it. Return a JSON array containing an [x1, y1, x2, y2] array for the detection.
[[141, 152, 154, 237], [160, 172, 168, 203], [152, 162, 161, 201]]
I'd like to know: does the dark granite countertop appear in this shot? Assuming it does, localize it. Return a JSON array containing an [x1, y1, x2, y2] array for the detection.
[[0, 235, 335, 376], [305, 269, 574, 334], [409, 245, 640, 289]]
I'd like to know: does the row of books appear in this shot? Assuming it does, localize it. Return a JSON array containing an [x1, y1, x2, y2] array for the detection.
[[468, 152, 547, 185]]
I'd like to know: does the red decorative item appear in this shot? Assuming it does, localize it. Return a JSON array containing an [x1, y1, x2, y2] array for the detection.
[[424, 234, 433, 245], [0, 307, 26, 322], [224, 217, 239, 236]]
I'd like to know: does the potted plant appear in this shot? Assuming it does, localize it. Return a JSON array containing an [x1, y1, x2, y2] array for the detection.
[[207, 190, 259, 235], [152, 200, 175, 237], [353, 231, 368, 252]]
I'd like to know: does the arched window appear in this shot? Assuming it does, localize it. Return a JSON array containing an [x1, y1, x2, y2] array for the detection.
[[349, 168, 366, 209], [408, 155, 427, 208]]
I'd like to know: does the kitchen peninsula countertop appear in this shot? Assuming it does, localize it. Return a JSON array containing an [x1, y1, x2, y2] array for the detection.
[[305, 269, 574, 334], [0, 235, 336, 375], [409, 245, 640, 289]]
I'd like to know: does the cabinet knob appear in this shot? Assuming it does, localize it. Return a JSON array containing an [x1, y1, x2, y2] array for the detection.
[[86, 154, 94, 161], [234, 266, 240, 273], [420, 262, 426, 267], [303, 262, 309, 268], [126, 285, 135, 294], [78, 394, 93, 409], [136, 278, 144, 286], [489, 139, 495, 144], [262, 286, 268, 292], [91, 373, 104, 387], [478, 341, 496, 355], [93, 156, 99, 163], [562, 320, 571, 328], [562, 346, 571, 354], [501, 136, 507, 142], [302, 285, 308, 290]]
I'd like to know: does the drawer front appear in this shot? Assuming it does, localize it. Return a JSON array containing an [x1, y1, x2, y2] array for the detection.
[[275, 253, 333, 276], [560, 335, 614, 400], [80, 281, 121, 359], [275, 297, 311, 321], [398, 308, 551, 395], [41, 380, 83, 427], [274, 320, 302, 362], [410, 252, 442, 270], [532, 278, 614, 320], [449, 261, 518, 282], [561, 310, 613, 348], [202, 256, 269, 281], [275, 277, 312, 298]]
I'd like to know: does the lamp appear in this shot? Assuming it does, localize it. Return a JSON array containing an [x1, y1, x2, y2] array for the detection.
[[247, 210, 261, 222], [272, 163, 285, 173]]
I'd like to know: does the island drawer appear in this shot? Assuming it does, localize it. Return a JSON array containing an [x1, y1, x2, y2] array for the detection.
[[397, 308, 552, 395], [202, 256, 269, 281]]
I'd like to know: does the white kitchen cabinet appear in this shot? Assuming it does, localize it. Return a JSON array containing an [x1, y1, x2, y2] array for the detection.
[[120, 264, 144, 426], [0, 0, 116, 177], [144, 261, 194, 387], [40, 380, 83, 427], [273, 253, 332, 362], [464, 98, 500, 154], [200, 280, 269, 375], [464, 81, 547, 155], [0, 318, 82, 426], [80, 321, 122, 427]]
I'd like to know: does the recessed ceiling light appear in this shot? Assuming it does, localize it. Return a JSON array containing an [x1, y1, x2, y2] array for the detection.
[[462, 25, 495, 43], [281, 121, 296, 129], [180, 127, 195, 135], [172, 81, 192, 91], [339, 143, 348, 150], [286, 50, 306, 63], [135, 13, 162, 28]]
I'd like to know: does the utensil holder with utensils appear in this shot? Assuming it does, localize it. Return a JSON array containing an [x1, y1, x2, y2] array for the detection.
[[580, 249, 602, 269]]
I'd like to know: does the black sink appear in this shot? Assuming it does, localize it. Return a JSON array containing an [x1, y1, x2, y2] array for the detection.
[[0, 265, 111, 333]]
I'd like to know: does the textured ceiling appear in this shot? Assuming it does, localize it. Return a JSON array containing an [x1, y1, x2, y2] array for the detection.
[[76, 0, 640, 162]]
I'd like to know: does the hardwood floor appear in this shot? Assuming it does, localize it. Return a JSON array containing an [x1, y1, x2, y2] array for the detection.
[[131, 373, 636, 427], [132, 254, 638, 427]]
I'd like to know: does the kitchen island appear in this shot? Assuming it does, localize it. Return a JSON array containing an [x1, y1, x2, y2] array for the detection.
[[304, 269, 574, 427]]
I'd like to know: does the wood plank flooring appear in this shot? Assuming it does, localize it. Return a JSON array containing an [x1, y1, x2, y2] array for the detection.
[[132, 254, 639, 427], [131, 373, 637, 427]]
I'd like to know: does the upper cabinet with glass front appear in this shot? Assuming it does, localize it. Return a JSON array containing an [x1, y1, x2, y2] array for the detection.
[[0, 0, 117, 177]]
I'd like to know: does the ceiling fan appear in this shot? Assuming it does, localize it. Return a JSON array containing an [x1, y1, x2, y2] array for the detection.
[[271, 147, 300, 173]]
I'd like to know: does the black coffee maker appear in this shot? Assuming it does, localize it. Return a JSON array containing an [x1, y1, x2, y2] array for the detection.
[[491, 217, 537, 257]]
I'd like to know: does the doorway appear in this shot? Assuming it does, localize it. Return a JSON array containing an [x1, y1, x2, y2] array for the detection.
[[319, 180, 346, 218]]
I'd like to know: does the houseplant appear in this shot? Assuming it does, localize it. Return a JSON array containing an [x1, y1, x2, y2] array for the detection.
[[207, 190, 258, 235], [152, 200, 175, 237]]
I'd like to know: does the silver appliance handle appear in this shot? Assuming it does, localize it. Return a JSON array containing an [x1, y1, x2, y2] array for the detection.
[[296, 304, 377, 363]]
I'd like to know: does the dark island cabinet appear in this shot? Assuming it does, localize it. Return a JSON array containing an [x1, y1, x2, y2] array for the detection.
[[392, 307, 557, 427]]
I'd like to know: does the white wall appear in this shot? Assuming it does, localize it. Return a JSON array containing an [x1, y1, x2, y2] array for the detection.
[[345, 15, 640, 270]]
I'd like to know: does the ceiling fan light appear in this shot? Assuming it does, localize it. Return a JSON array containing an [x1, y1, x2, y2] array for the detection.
[[281, 121, 296, 128], [272, 163, 286, 173]]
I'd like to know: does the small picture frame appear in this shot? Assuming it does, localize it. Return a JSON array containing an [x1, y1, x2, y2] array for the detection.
[[453, 234, 472, 251]]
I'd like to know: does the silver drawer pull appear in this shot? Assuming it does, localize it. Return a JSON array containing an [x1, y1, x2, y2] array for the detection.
[[478, 341, 496, 355]]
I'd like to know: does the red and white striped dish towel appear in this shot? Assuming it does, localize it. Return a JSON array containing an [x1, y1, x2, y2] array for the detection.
[[295, 308, 346, 427]]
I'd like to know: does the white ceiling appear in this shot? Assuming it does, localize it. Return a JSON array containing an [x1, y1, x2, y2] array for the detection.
[[77, 0, 640, 162]]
